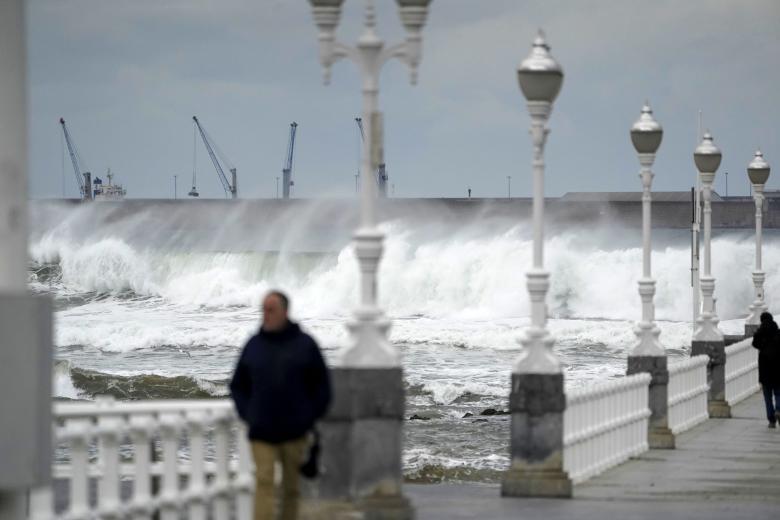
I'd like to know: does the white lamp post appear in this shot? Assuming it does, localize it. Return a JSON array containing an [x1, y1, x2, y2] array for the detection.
[[309, 0, 431, 367], [625, 103, 675, 448], [502, 31, 571, 499], [513, 31, 563, 375], [691, 131, 730, 418], [630, 103, 664, 356], [693, 132, 723, 344], [745, 150, 771, 336], [307, 0, 431, 514]]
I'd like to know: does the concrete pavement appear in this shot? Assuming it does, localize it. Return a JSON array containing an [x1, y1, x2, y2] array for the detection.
[[407, 391, 780, 519]]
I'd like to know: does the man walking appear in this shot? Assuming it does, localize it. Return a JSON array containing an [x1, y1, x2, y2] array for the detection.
[[230, 290, 331, 520], [752, 311, 780, 428]]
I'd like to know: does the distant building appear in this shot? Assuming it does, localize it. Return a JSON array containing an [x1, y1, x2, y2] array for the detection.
[[560, 191, 723, 202]]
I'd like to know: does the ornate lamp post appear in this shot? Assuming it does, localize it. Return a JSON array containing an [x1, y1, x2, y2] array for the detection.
[[745, 150, 771, 336], [501, 31, 572, 499], [307, 0, 431, 515], [691, 131, 730, 417], [625, 103, 674, 448]]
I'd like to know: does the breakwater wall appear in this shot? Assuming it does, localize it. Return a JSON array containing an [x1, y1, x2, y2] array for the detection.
[[34, 197, 780, 230]]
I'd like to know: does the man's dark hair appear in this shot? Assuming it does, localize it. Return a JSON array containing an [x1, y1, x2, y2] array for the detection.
[[265, 290, 290, 312], [760, 311, 774, 324]]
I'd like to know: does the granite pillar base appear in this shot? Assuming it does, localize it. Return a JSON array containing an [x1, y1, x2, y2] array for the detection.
[[307, 367, 413, 520], [691, 340, 731, 419], [501, 373, 572, 498], [745, 324, 759, 337], [627, 355, 675, 449]]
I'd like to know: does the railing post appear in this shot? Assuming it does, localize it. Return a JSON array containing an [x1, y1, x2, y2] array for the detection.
[[67, 418, 92, 519], [96, 398, 122, 520], [129, 414, 154, 520], [185, 411, 207, 520], [158, 412, 181, 520], [212, 413, 231, 520], [233, 422, 254, 520], [627, 356, 674, 448]]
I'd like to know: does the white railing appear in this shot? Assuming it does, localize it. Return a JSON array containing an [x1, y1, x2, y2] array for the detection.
[[30, 397, 252, 520], [725, 338, 760, 406], [667, 355, 709, 435], [563, 373, 651, 484]]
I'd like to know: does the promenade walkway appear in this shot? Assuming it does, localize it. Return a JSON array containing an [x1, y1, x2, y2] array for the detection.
[[407, 391, 780, 519]]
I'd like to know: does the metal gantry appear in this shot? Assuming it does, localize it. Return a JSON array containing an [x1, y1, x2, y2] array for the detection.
[[192, 116, 237, 199], [59, 118, 92, 201], [282, 122, 298, 199], [355, 117, 388, 197]]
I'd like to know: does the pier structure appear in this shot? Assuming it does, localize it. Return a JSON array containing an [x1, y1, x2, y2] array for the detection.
[[0, 3, 776, 520]]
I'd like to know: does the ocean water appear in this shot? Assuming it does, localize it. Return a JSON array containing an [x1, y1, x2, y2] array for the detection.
[[30, 200, 773, 482]]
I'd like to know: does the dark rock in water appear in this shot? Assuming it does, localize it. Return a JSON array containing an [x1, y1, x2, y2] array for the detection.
[[462, 412, 473, 418], [480, 408, 510, 416], [472, 419, 488, 423], [409, 414, 431, 421]]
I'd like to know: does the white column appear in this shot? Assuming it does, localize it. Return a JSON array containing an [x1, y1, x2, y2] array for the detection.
[[0, 0, 27, 294], [633, 154, 663, 356], [341, 1, 397, 368], [514, 101, 559, 374], [694, 176, 723, 341], [129, 414, 154, 520], [0, 1, 29, 514], [746, 187, 767, 326], [185, 412, 207, 520]]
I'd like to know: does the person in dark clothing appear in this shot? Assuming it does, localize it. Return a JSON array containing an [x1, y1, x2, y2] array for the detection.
[[752, 311, 780, 428], [230, 290, 331, 520]]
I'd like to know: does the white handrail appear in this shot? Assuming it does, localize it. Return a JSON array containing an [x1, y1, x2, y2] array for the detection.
[[31, 397, 252, 520], [564, 373, 651, 484], [725, 338, 760, 406], [667, 355, 709, 434]]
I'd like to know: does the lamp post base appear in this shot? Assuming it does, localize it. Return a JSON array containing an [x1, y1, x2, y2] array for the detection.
[[627, 355, 674, 449], [310, 367, 413, 520], [501, 373, 572, 498], [745, 323, 759, 337], [691, 340, 731, 419], [707, 399, 732, 419]]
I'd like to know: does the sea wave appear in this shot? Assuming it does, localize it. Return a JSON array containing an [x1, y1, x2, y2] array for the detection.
[[54, 360, 228, 400]]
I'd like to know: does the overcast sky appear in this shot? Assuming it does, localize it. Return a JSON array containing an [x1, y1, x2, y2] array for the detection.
[[27, 0, 780, 199]]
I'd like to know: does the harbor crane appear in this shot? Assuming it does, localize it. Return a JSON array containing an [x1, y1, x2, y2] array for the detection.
[[192, 116, 237, 199], [59, 118, 92, 201], [355, 117, 388, 197], [282, 122, 298, 199]]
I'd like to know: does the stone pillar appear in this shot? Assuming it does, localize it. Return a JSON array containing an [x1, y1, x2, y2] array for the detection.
[[627, 356, 674, 448], [310, 368, 411, 520], [501, 373, 571, 498], [691, 340, 730, 418]]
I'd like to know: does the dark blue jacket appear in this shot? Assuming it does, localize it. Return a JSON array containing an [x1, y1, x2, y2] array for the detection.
[[230, 322, 331, 443]]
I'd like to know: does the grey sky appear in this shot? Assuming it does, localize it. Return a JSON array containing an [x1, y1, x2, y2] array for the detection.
[[28, 0, 780, 199]]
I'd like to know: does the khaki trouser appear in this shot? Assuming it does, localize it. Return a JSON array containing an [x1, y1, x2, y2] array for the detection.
[[251, 436, 308, 520]]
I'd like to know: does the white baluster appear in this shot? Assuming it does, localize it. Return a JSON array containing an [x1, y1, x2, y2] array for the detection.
[[234, 422, 254, 520], [67, 417, 92, 519], [159, 412, 181, 520], [96, 400, 123, 519], [29, 486, 53, 520], [129, 413, 154, 520], [185, 410, 207, 520], [212, 413, 231, 520]]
